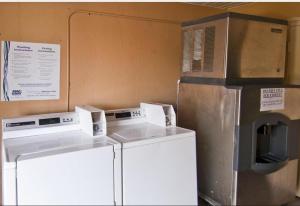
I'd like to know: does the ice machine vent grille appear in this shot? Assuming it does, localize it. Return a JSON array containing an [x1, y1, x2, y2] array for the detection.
[[203, 26, 215, 72], [182, 30, 193, 72]]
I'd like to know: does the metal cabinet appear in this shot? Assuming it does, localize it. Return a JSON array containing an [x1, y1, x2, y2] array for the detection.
[[181, 13, 288, 82]]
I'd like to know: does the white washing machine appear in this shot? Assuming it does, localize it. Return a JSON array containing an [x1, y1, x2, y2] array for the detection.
[[2, 106, 122, 205], [105, 103, 198, 205]]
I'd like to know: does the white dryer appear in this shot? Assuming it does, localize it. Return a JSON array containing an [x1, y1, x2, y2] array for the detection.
[[105, 103, 198, 205], [2, 106, 122, 205]]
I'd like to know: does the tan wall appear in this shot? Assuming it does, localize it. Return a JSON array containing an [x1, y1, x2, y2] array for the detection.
[[0, 2, 222, 119], [69, 12, 182, 110]]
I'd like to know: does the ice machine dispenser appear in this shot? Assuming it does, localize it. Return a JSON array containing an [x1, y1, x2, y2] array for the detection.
[[232, 87, 300, 175]]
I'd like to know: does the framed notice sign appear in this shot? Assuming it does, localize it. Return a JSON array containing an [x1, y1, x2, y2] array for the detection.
[[1, 41, 60, 101]]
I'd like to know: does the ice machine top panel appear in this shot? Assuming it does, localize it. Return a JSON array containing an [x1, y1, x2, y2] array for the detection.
[[108, 123, 194, 144], [181, 12, 287, 82], [4, 130, 115, 162]]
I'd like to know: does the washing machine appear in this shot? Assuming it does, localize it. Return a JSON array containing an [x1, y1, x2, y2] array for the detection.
[[2, 105, 122, 205], [105, 103, 198, 205]]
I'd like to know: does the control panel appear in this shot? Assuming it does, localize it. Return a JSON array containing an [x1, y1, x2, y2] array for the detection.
[[3, 113, 78, 131], [105, 103, 176, 127], [106, 108, 143, 121]]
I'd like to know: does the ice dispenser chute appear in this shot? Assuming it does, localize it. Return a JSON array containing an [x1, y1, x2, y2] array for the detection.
[[235, 113, 300, 174], [252, 114, 289, 174]]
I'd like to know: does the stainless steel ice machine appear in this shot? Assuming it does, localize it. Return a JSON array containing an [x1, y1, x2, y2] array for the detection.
[[178, 84, 300, 205], [178, 12, 300, 205]]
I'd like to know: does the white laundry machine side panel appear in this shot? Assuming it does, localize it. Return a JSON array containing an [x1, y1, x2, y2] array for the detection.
[[16, 146, 115, 205], [3, 166, 16, 205], [113, 146, 122, 205], [122, 135, 198, 205]]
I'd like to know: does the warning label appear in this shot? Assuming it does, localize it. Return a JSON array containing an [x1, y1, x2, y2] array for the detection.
[[260, 88, 285, 111]]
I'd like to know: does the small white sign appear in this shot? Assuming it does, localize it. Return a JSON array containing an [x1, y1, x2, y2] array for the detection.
[[1, 41, 60, 101], [260, 88, 285, 111]]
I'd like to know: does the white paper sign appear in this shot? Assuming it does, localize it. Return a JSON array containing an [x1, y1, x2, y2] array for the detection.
[[1, 41, 60, 101], [260, 88, 285, 111]]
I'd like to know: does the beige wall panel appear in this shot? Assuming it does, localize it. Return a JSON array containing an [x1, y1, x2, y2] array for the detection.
[[69, 13, 181, 109], [0, 3, 70, 118], [0, 2, 222, 118]]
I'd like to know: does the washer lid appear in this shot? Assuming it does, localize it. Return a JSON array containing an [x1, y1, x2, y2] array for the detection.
[[4, 130, 117, 162], [108, 123, 194, 147]]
